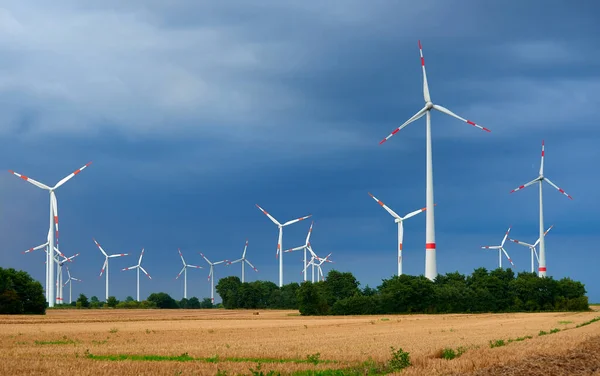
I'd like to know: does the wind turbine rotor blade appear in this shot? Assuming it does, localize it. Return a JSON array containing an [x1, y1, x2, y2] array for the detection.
[[93, 239, 108, 257], [534, 225, 554, 247], [255, 204, 281, 226], [51, 192, 59, 239], [510, 178, 540, 194], [305, 221, 314, 245], [544, 178, 573, 200], [432, 104, 491, 132], [99, 259, 108, 277], [481, 245, 501, 249], [213, 260, 227, 265], [8, 170, 51, 190], [534, 248, 540, 263], [242, 240, 248, 259], [71, 277, 82, 282], [539, 140, 545, 176], [245, 259, 258, 272], [418, 40, 431, 103], [199, 252, 212, 265], [509, 238, 534, 248], [23, 242, 49, 254], [140, 266, 151, 280], [501, 248, 515, 266], [53, 162, 93, 189], [403, 206, 427, 220], [228, 259, 243, 265], [53, 246, 67, 259], [122, 265, 138, 271], [283, 214, 312, 227], [178, 249, 186, 266], [284, 245, 305, 253], [109, 253, 128, 258], [138, 248, 145, 265], [379, 106, 428, 145], [368, 192, 401, 219], [187, 264, 203, 269], [175, 266, 186, 280], [501, 226, 512, 247]]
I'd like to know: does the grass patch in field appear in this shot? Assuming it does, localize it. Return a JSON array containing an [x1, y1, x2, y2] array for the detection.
[[507, 335, 532, 343], [550, 328, 560, 334], [489, 339, 505, 348], [576, 316, 600, 328], [35, 338, 77, 345], [558, 321, 573, 325], [439, 346, 467, 360], [380, 318, 389, 322], [109, 327, 118, 334]]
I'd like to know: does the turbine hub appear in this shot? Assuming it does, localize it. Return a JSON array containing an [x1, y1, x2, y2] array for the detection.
[[425, 102, 433, 109]]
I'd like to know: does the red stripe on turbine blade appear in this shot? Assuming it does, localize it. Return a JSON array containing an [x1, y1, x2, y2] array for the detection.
[[418, 40, 422, 49], [541, 151, 545, 156], [559, 189, 565, 193], [54, 216, 58, 224], [538, 267, 547, 272], [379, 138, 387, 145], [8, 170, 13, 174], [377, 201, 384, 207], [483, 127, 491, 132], [399, 243, 403, 250], [519, 185, 525, 189], [425, 243, 436, 249], [466, 120, 476, 126], [421, 57, 425, 66], [20, 175, 29, 181], [391, 129, 399, 135], [73, 169, 81, 175]]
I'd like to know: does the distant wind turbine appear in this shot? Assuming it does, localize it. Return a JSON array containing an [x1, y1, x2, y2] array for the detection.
[[175, 249, 203, 299], [122, 248, 152, 301], [227, 240, 258, 283], [199, 252, 227, 303], [93, 238, 128, 301], [481, 227, 514, 269]]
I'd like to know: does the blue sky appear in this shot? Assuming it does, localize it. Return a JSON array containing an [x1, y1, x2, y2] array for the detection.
[[1, 1, 599, 303]]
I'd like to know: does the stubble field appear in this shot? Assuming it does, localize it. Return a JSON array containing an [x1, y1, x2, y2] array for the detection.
[[2, 308, 600, 375]]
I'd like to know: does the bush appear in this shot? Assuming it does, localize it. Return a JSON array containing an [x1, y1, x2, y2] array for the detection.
[[147, 293, 178, 309], [388, 347, 411, 371]]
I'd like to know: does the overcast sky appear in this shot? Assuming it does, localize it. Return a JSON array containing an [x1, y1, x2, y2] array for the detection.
[[1, 1, 599, 303]]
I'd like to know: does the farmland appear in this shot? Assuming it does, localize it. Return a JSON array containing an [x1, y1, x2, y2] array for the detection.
[[2, 309, 600, 375]]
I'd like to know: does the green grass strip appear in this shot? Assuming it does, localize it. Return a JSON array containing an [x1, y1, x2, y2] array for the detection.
[[86, 352, 336, 365]]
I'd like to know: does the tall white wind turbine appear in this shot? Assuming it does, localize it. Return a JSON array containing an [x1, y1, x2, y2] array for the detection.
[[54, 251, 79, 304], [122, 248, 152, 301], [93, 238, 128, 301], [227, 240, 258, 283], [379, 41, 491, 281], [368, 193, 427, 276], [509, 225, 554, 273], [200, 252, 228, 303], [283, 221, 314, 282], [481, 227, 515, 269], [510, 141, 572, 277], [62, 265, 81, 304], [8, 162, 92, 306], [256, 204, 311, 287], [175, 249, 203, 299]]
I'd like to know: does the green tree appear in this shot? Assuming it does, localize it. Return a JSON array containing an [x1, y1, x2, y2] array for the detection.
[[297, 282, 329, 315], [147, 292, 179, 309], [200, 297, 213, 308], [323, 270, 360, 307], [125, 296, 135, 302], [215, 276, 242, 309], [279, 282, 300, 309], [106, 296, 119, 308], [179, 298, 189, 309], [0, 268, 45, 314], [76, 293, 90, 308], [187, 297, 201, 309]]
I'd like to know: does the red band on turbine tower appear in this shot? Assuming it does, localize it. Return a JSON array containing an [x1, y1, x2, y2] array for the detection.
[[426, 243, 436, 249], [538, 267, 547, 272]]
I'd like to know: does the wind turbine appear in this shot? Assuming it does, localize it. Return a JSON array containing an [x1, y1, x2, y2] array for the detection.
[[302, 249, 332, 283], [367, 193, 428, 276], [283, 221, 314, 282], [8, 162, 92, 306], [54, 251, 80, 304], [379, 41, 491, 281], [509, 225, 554, 273], [175, 249, 203, 299], [199, 252, 228, 303], [481, 227, 515, 269], [227, 240, 258, 283], [122, 248, 152, 301], [314, 253, 333, 282], [510, 141, 572, 277], [62, 265, 81, 304], [255, 204, 311, 287], [93, 238, 128, 301]]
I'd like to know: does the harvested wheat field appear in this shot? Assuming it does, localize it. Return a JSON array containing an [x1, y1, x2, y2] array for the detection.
[[2, 309, 600, 375]]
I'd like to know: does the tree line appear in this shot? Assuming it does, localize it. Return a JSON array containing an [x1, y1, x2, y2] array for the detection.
[[71, 293, 216, 309], [215, 268, 589, 315]]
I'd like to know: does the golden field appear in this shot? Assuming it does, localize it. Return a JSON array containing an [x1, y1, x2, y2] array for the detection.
[[1, 308, 600, 375]]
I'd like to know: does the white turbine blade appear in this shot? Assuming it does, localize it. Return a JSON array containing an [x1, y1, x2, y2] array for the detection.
[[501, 226, 512, 247], [199, 252, 212, 265], [65, 266, 72, 279], [509, 238, 534, 248], [186, 264, 203, 269], [510, 177, 540, 194], [228, 258, 243, 265], [534, 248, 540, 263], [53, 245, 67, 260], [122, 265, 138, 271], [71, 277, 82, 282], [93, 238, 108, 257], [242, 240, 248, 259], [178, 249, 186, 266], [284, 245, 305, 253], [213, 260, 228, 266], [379, 106, 428, 145], [306, 244, 318, 259], [99, 259, 108, 277], [207, 267, 213, 281], [402, 205, 428, 220], [305, 221, 314, 245], [175, 266, 186, 280], [534, 225, 554, 247], [8, 169, 51, 190], [109, 253, 128, 258], [544, 178, 573, 200], [140, 266, 151, 280], [418, 40, 431, 102], [62, 279, 70, 288], [255, 204, 281, 226], [481, 245, 501, 249], [51, 192, 59, 240], [53, 162, 92, 189], [539, 140, 545, 176], [432, 104, 491, 132], [501, 247, 515, 266], [23, 242, 49, 254], [276, 228, 282, 259], [138, 248, 145, 265], [245, 259, 258, 272], [283, 214, 312, 227], [368, 192, 401, 219]]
